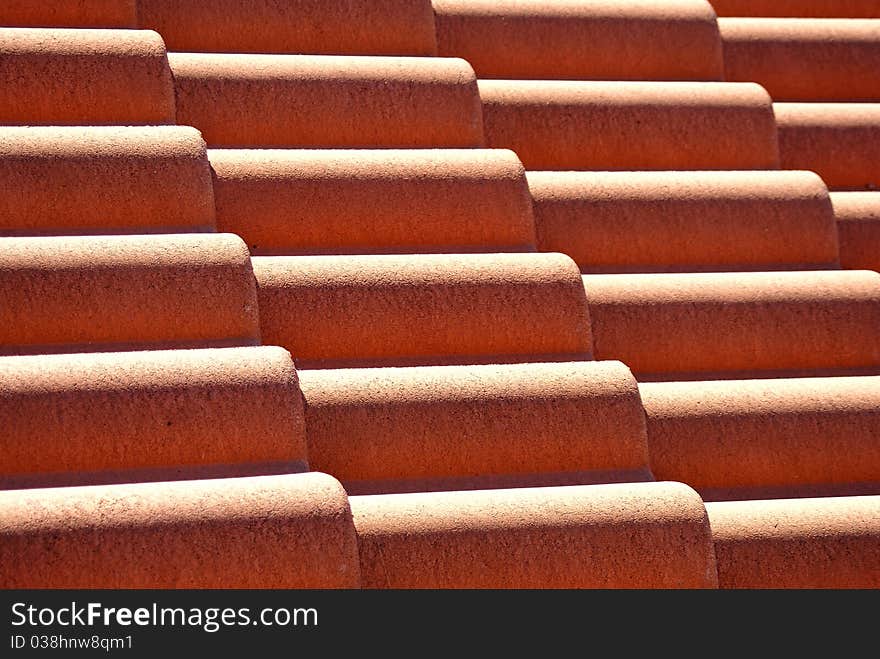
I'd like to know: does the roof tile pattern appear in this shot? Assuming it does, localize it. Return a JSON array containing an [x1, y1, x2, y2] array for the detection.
[[300, 361, 651, 494], [0, 0, 879, 589], [529, 170, 839, 272], [1, 1, 137, 28], [137, 0, 437, 55], [209, 148, 535, 255], [168, 53, 484, 148], [478, 80, 779, 170], [0, 473, 360, 588], [832, 192, 880, 271], [720, 18, 880, 101], [433, 0, 724, 81], [0, 28, 174, 124], [0, 234, 260, 355], [583, 270, 880, 378], [253, 253, 593, 369], [352, 481, 718, 588], [641, 377, 880, 500], [708, 496, 880, 588], [710, 0, 880, 18], [0, 126, 215, 235], [0, 347, 307, 489], [775, 102, 880, 190]]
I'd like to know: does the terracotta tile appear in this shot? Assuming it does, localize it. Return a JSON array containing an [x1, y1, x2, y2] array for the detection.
[[138, 0, 436, 55], [0, 28, 175, 125], [832, 192, 880, 272], [721, 19, 880, 101], [479, 80, 779, 170], [210, 149, 535, 255], [775, 102, 880, 190], [0, 234, 260, 354], [169, 53, 483, 148], [710, 0, 880, 18], [529, 170, 839, 272], [641, 377, 880, 498], [0, 347, 307, 488], [434, 0, 723, 80], [707, 496, 880, 588], [0, 473, 360, 588], [583, 270, 880, 377], [299, 361, 651, 493], [254, 252, 593, 369], [352, 481, 718, 588], [1, 1, 878, 591], [0, 126, 215, 236], [0, 1, 136, 27]]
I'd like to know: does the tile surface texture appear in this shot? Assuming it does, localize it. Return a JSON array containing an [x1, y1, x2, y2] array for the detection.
[[0, 0, 879, 589]]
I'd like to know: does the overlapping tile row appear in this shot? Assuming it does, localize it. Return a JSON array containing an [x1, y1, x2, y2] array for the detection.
[[4, 472, 878, 588], [0, 234, 260, 354], [710, 0, 880, 19], [0, 1, 439, 54], [709, 9, 880, 255], [529, 170, 840, 273], [0, 347, 307, 489], [1, 1, 879, 590]]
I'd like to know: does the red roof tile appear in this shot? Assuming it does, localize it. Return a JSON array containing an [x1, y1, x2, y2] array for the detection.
[[0, 1, 137, 28], [351, 481, 718, 588], [299, 361, 650, 494], [0, 27, 174, 124], [138, 0, 437, 55], [478, 80, 779, 170], [709, 0, 880, 18], [169, 53, 483, 148], [775, 102, 880, 190], [707, 496, 880, 588], [0, 347, 306, 489], [641, 377, 880, 499], [209, 148, 535, 255], [434, 0, 723, 80], [529, 170, 839, 272], [0, 126, 214, 235], [720, 18, 880, 101], [0, 234, 260, 354], [0, 473, 359, 588], [253, 252, 593, 369], [832, 192, 880, 271], [582, 270, 880, 378], [1, 0, 879, 591]]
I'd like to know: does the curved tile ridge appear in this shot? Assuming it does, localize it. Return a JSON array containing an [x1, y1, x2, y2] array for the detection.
[[433, 0, 723, 81], [0, 27, 174, 125], [209, 148, 535, 255], [168, 53, 483, 148], [720, 18, 880, 101], [582, 270, 880, 378], [528, 170, 839, 273], [709, 0, 880, 18], [640, 377, 880, 500], [0, 233, 260, 355], [299, 360, 650, 494], [351, 481, 718, 588], [138, 0, 437, 55], [253, 252, 592, 369], [0, 1, 136, 27], [707, 496, 880, 588], [0, 346, 307, 489], [831, 192, 880, 272], [0, 126, 215, 236], [478, 80, 779, 170], [775, 102, 880, 191], [0, 472, 360, 588]]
